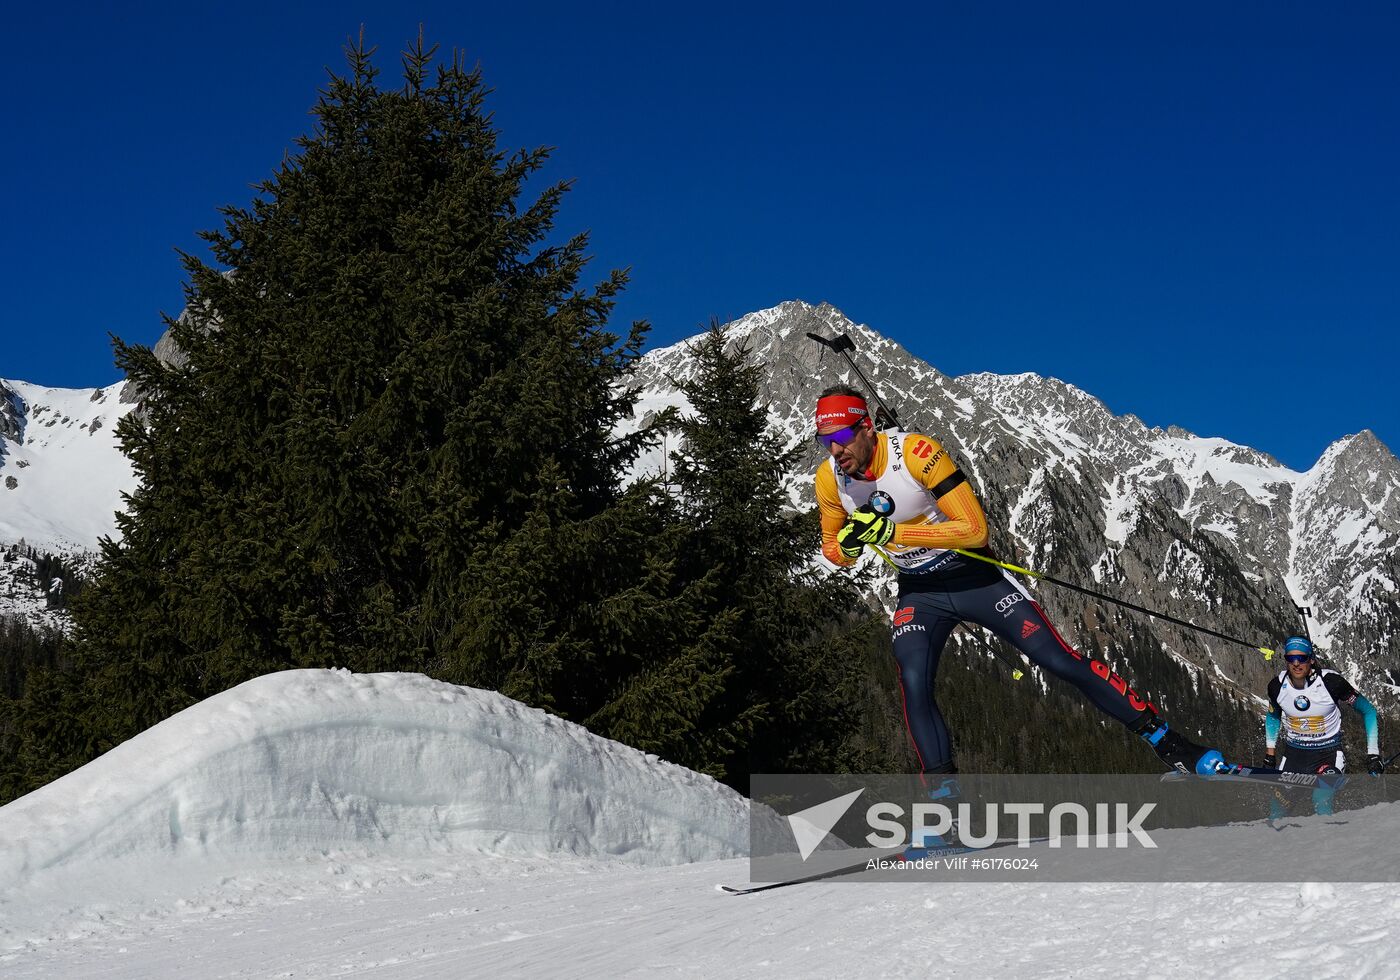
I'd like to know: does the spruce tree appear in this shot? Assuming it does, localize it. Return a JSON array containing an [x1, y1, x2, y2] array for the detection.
[[9, 35, 659, 791], [586, 322, 899, 786]]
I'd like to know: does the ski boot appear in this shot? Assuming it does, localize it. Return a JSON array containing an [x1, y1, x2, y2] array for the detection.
[[1138, 720, 1225, 775], [902, 774, 962, 861]]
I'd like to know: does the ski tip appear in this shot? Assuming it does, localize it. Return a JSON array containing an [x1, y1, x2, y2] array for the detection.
[[1195, 749, 1227, 775]]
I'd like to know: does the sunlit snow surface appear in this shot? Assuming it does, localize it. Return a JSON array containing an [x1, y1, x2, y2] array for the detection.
[[3, 669, 1398, 978], [0, 379, 138, 626], [0, 379, 137, 553]]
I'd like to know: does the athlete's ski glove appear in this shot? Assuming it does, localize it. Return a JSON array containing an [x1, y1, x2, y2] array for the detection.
[[1367, 753, 1385, 776], [1262, 754, 1278, 770], [835, 520, 865, 560], [837, 507, 897, 560], [847, 506, 896, 547]]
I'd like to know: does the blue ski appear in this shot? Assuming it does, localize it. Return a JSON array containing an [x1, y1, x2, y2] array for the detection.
[[1160, 763, 1347, 791]]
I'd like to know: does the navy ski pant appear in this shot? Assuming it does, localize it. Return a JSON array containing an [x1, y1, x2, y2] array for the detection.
[[891, 573, 1156, 773], [1270, 745, 1345, 816]]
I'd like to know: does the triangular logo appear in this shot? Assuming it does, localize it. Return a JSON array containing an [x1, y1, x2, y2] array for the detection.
[[788, 788, 864, 860], [1021, 621, 1040, 638]]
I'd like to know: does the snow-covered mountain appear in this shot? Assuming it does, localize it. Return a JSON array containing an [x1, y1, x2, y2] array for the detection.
[[2, 668, 1395, 977], [5, 300, 1397, 709], [0, 378, 139, 628], [629, 301, 1400, 709], [0, 378, 137, 553]]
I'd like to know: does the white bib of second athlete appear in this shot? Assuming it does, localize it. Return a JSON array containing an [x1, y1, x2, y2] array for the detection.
[[1276, 669, 1345, 750]]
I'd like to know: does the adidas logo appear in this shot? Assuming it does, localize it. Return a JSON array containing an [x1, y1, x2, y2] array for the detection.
[[1021, 621, 1040, 638]]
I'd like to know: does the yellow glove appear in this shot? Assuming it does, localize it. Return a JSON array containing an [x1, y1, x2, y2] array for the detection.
[[838, 506, 895, 559], [836, 520, 865, 560]]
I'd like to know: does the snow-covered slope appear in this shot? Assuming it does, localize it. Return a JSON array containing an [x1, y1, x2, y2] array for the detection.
[[0, 549, 69, 632], [2, 667, 1397, 979], [0, 378, 138, 553]]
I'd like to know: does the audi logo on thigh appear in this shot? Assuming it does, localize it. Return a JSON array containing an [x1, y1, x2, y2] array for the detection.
[[995, 593, 1024, 614]]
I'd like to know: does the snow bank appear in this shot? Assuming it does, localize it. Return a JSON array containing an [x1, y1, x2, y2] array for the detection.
[[0, 669, 757, 892]]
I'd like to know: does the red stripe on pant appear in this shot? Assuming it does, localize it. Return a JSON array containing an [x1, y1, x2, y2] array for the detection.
[[894, 661, 929, 776], [1028, 598, 1155, 719]]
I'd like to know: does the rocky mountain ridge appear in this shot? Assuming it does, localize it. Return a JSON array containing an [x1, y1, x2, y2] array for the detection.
[[629, 301, 1400, 712], [4, 301, 1396, 718]]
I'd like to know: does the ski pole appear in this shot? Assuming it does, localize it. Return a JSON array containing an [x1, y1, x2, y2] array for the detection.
[[950, 548, 1277, 661], [1296, 605, 1314, 643], [810, 329, 1266, 667], [807, 331, 902, 429]]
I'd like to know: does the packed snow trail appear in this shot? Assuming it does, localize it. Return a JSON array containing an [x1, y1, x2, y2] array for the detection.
[[2, 668, 1398, 978], [5, 855, 1397, 979]]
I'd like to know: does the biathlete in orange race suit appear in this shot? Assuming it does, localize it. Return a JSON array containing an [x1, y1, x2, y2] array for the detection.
[[813, 385, 1223, 778]]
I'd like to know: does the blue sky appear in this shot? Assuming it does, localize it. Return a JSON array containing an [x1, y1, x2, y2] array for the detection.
[[3, 3, 1396, 471]]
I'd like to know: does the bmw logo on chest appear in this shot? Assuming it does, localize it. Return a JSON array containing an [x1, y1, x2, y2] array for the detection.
[[1294, 696, 1311, 711], [869, 491, 896, 516]]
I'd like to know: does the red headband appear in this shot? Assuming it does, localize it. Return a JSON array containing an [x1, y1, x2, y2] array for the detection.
[[815, 394, 869, 432]]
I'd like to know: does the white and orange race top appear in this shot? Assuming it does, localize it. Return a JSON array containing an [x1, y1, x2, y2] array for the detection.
[[815, 430, 990, 576]]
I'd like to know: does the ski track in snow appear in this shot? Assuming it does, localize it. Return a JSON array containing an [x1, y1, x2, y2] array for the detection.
[[4, 856, 1398, 979], [2, 668, 1399, 978]]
